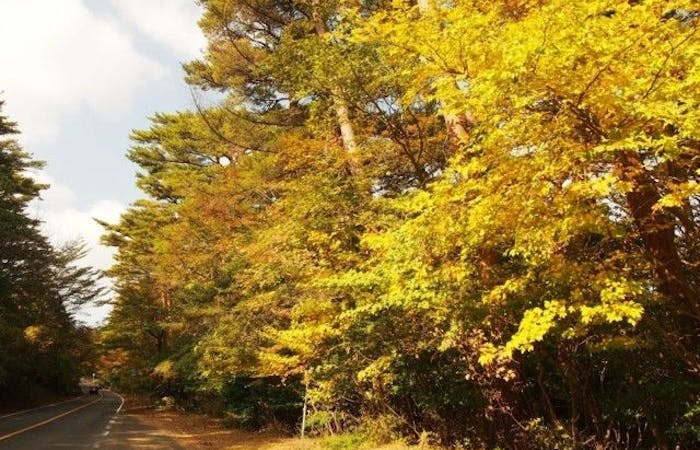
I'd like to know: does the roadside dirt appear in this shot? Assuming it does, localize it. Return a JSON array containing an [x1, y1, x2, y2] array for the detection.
[[129, 411, 288, 449], [118, 396, 422, 450], [119, 397, 319, 450]]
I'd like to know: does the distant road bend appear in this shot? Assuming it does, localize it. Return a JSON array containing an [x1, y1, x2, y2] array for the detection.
[[0, 390, 187, 449]]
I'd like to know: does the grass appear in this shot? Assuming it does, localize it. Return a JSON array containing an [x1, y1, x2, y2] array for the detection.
[[231, 433, 433, 450]]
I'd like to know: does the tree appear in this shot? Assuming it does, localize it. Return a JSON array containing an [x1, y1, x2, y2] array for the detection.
[[311, 1, 700, 446], [1, 101, 100, 401], [100, 1, 700, 447]]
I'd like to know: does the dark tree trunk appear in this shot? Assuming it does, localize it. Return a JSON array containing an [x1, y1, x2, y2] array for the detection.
[[614, 150, 700, 318]]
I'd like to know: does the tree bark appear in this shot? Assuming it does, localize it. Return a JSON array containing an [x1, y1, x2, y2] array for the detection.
[[334, 101, 358, 154], [416, 0, 471, 144], [311, 0, 359, 160], [614, 150, 700, 318]]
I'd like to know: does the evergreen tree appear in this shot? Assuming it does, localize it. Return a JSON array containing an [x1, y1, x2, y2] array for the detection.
[[1, 101, 101, 401]]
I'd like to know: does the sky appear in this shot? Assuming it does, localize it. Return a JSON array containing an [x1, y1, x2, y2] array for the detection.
[[0, 0, 207, 325]]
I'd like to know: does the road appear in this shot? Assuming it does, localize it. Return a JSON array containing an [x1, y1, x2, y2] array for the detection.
[[0, 391, 184, 449]]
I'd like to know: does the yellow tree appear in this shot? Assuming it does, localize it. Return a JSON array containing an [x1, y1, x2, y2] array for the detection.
[[353, 0, 700, 369], [280, 1, 700, 446]]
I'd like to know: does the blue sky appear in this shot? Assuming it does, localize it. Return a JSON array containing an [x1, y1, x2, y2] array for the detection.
[[0, 0, 207, 324]]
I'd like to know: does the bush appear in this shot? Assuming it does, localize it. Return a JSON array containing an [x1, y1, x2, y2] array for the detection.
[[222, 376, 303, 430], [361, 414, 405, 445], [319, 431, 369, 450]]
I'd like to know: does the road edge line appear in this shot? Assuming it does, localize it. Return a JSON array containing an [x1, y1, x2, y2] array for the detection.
[[0, 393, 104, 442], [111, 391, 125, 414]]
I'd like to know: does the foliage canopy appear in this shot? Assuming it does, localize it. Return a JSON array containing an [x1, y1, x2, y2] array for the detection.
[[101, 2, 700, 448]]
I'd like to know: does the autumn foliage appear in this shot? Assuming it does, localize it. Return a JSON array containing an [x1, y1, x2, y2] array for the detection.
[[100, 2, 700, 448]]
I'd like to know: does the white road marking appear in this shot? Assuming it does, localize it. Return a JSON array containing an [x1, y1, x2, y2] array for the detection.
[[107, 390, 126, 414], [103, 391, 124, 441]]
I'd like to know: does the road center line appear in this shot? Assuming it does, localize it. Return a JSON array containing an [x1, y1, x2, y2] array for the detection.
[[0, 394, 104, 442], [0, 396, 85, 420]]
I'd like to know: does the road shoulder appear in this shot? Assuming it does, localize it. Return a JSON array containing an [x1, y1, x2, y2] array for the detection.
[[119, 405, 298, 450], [111, 397, 425, 450]]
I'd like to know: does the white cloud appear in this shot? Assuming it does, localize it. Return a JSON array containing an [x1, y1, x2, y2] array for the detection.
[[30, 174, 123, 267], [108, 0, 206, 61], [29, 173, 125, 326], [0, 0, 167, 146], [0, 1, 201, 326], [39, 199, 124, 271], [31, 170, 78, 207]]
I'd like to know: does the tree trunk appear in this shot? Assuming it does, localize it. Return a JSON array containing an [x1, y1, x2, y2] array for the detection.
[[558, 345, 581, 446], [536, 361, 560, 427], [614, 150, 700, 318], [311, 0, 359, 160], [416, 0, 471, 144], [334, 100, 358, 154]]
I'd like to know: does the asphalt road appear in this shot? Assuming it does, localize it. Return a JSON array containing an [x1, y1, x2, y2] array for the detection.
[[0, 391, 183, 449]]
